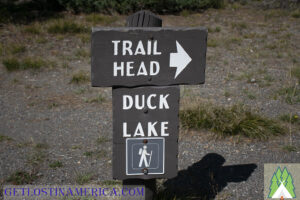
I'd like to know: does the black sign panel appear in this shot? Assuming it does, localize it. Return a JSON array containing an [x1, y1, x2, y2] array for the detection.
[[92, 27, 207, 87], [112, 86, 179, 179]]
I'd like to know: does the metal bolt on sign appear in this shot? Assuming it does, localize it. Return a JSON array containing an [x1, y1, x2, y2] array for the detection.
[[91, 10, 207, 200]]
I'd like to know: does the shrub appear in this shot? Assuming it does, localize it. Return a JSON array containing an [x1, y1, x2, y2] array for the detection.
[[180, 104, 285, 139], [3, 57, 46, 71], [3, 58, 21, 71], [48, 21, 89, 34], [57, 0, 224, 14], [70, 71, 90, 84], [6, 171, 37, 185]]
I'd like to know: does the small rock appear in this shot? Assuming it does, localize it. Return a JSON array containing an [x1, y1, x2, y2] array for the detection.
[[227, 98, 231, 101], [36, 172, 43, 177]]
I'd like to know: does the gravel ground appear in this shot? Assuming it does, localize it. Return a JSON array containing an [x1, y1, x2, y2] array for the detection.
[[0, 2, 300, 200]]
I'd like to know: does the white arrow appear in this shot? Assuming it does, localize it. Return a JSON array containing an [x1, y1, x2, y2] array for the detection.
[[169, 41, 192, 79]]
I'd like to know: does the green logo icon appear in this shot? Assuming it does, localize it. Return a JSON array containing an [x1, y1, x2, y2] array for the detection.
[[268, 167, 296, 198]]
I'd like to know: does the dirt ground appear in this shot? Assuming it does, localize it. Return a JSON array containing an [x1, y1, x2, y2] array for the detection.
[[0, 2, 299, 200]]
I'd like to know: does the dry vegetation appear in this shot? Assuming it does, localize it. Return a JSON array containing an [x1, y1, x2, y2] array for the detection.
[[0, 1, 299, 193]]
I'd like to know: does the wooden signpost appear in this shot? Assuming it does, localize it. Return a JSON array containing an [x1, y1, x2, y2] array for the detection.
[[91, 10, 207, 200]]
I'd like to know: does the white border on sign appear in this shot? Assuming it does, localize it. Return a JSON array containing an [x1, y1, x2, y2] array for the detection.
[[126, 137, 165, 176]]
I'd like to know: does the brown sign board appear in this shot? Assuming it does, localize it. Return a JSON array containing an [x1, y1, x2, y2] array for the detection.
[[112, 86, 179, 179], [91, 27, 207, 87]]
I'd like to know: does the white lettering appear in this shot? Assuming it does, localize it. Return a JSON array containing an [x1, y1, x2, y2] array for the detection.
[[126, 62, 134, 76], [161, 122, 169, 136], [150, 61, 160, 75], [134, 123, 144, 137], [147, 40, 152, 55], [123, 123, 131, 137], [159, 94, 169, 109], [134, 40, 146, 55], [112, 40, 120, 55], [137, 62, 148, 76], [148, 122, 158, 136], [123, 40, 133, 55], [153, 41, 161, 55], [123, 95, 133, 110], [113, 62, 124, 76], [135, 95, 145, 110], [147, 94, 156, 110]]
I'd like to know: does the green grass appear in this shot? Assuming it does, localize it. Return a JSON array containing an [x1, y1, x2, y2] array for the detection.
[[87, 94, 106, 103], [3, 57, 46, 71], [277, 86, 300, 104], [6, 171, 37, 185], [264, 9, 290, 20], [48, 21, 89, 34], [78, 34, 90, 43], [70, 71, 89, 84], [292, 65, 300, 83], [83, 151, 93, 157], [75, 49, 90, 58], [215, 26, 221, 32], [96, 136, 110, 144], [247, 93, 256, 100], [48, 102, 59, 109], [84, 150, 107, 158], [36, 37, 47, 44], [243, 89, 256, 100], [229, 37, 242, 44], [24, 25, 41, 34], [22, 57, 45, 70], [180, 104, 285, 139], [100, 180, 121, 185], [224, 90, 231, 98], [34, 143, 49, 149], [207, 39, 218, 47], [76, 173, 93, 185], [265, 44, 277, 50], [291, 9, 300, 18], [208, 26, 221, 33], [27, 152, 46, 166], [231, 22, 247, 30], [3, 58, 20, 71], [282, 145, 297, 152], [85, 14, 118, 25], [10, 45, 26, 54], [236, 71, 254, 82], [279, 114, 300, 125], [71, 145, 82, 149], [180, 10, 191, 17], [49, 161, 63, 169], [74, 88, 86, 95], [263, 74, 274, 82], [0, 43, 3, 56], [0, 135, 13, 142]]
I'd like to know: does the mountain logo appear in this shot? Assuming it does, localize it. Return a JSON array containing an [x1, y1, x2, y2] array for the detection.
[[268, 167, 296, 199]]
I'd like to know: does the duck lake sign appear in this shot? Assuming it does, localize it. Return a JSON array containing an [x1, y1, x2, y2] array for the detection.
[[91, 27, 207, 87], [112, 86, 179, 179]]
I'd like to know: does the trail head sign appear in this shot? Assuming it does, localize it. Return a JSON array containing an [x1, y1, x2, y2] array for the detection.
[[91, 10, 207, 181], [91, 27, 207, 87]]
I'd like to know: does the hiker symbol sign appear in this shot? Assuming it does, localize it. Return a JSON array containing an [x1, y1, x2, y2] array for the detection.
[[126, 138, 165, 175]]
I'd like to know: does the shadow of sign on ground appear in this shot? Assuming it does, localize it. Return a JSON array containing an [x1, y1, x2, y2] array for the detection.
[[157, 153, 257, 199]]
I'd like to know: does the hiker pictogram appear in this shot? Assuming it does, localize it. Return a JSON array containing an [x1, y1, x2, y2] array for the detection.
[[138, 145, 153, 167]]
